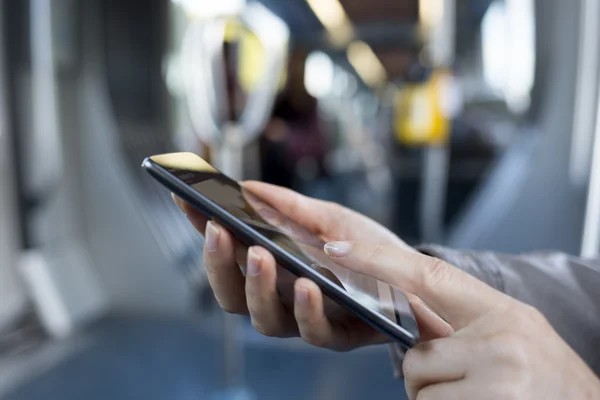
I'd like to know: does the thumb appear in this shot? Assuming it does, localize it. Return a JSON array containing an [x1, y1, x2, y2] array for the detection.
[[323, 242, 511, 329]]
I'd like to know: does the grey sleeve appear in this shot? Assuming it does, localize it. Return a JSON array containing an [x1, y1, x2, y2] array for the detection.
[[412, 245, 600, 375]]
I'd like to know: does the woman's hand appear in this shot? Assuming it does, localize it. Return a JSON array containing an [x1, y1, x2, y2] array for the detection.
[[324, 241, 600, 399], [174, 182, 451, 351]]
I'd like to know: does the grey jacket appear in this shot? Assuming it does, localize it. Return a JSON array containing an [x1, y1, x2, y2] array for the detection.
[[391, 246, 600, 377]]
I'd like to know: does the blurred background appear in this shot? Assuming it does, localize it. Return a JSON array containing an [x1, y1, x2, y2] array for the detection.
[[1, 0, 599, 398]]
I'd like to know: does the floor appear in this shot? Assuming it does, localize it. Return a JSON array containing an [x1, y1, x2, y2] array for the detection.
[[0, 316, 407, 400]]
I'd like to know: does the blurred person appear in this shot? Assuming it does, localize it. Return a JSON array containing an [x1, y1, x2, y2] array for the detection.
[[260, 49, 328, 189], [173, 183, 600, 399]]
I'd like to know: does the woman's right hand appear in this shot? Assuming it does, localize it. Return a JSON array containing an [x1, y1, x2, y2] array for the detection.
[[323, 242, 600, 399], [174, 181, 453, 351]]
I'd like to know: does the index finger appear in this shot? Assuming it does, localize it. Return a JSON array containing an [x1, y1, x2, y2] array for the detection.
[[242, 181, 340, 236], [324, 242, 511, 329], [173, 194, 209, 234]]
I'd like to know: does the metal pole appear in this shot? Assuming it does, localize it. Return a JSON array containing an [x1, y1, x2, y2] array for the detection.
[[570, 0, 600, 188], [29, 0, 63, 194], [581, 79, 600, 258], [214, 126, 251, 400], [179, 6, 288, 398], [0, 3, 28, 331], [419, 0, 455, 244], [420, 146, 450, 243], [219, 125, 246, 182], [577, 0, 600, 259]]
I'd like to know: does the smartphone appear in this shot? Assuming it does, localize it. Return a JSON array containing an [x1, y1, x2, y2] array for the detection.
[[142, 152, 419, 349]]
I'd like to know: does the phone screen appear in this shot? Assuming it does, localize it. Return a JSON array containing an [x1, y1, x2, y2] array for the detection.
[[149, 153, 418, 336]]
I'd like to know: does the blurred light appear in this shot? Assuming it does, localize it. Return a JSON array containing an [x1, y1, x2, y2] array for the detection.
[[306, 0, 354, 48], [331, 66, 357, 97], [172, 0, 246, 20], [439, 73, 463, 118], [570, 0, 600, 187], [481, 1, 506, 94], [347, 41, 387, 88], [244, 2, 289, 48], [482, 0, 535, 113], [224, 18, 244, 41], [238, 2, 289, 92], [505, 0, 535, 112], [237, 29, 266, 92], [305, 51, 334, 98], [165, 54, 184, 98], [419, 0, 444, 31]]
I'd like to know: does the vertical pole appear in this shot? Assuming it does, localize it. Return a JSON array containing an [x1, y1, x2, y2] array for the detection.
[[420, 146, 450, 243], [30, 0, 63, 193], [219, 125, 246, 182], [581, 76, 600, 258], [570, 0, 600, 188], [0, 3, 28, 330], [419, 0, 455, 244], [578, 0, 600, 258], [213, 124, 252, 400]]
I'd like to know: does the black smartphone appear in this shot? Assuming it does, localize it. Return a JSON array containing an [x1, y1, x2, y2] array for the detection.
[[142, 152, 419, 349]]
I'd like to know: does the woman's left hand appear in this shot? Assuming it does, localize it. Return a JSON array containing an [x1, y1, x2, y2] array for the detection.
[[323, 242, 600, 400]]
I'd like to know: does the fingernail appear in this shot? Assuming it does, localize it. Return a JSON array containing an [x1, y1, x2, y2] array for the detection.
[[205, 222, 220, 252], [247, 248, 261, 277], [295, 286, 309, 304], [324, 242, 353, 257]]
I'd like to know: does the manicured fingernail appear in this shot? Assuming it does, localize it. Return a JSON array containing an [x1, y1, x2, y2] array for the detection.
[[246, 248, 261, 277], [295, 286, 309, 304], [205, 222, 220, 252], [324, 242, 353, 257]]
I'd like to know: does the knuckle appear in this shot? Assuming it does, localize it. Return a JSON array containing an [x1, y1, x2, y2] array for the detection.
[[251, 318, 280, 338], [203, 255, 220, 275], [246, 298, 261, 316], [300, 330, 330, 348], [215, 295, 246, 314], [324, 200, 344, 213], [418, 257, 450, 292], [210, 288, 246, 314], [368, 245, 385, 262], [402, 348, 419, 378], [503, 304, 548, 333], [487, 333, 530, 369], [202, 257, 215, 273], [403, 340, 441, 379], [496, 377, 531, 400], [519, 304, 547, 327]]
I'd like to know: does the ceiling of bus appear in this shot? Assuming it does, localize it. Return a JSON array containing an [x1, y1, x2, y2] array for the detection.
[[256, 0, 496, 80]]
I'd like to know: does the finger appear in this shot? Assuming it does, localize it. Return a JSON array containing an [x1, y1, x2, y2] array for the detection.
[[294, 278, 349, 350], [405, 294, 454, 342], [403, 337, 468, 399], [235, 244, 248, 274], [245, 247, 298, 337], [324, 242, 510, 329], [203, 221, 248, 314], [242, 181, 340, 235], [174, 194, 250, 273], [174, 194, 210, 235]]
